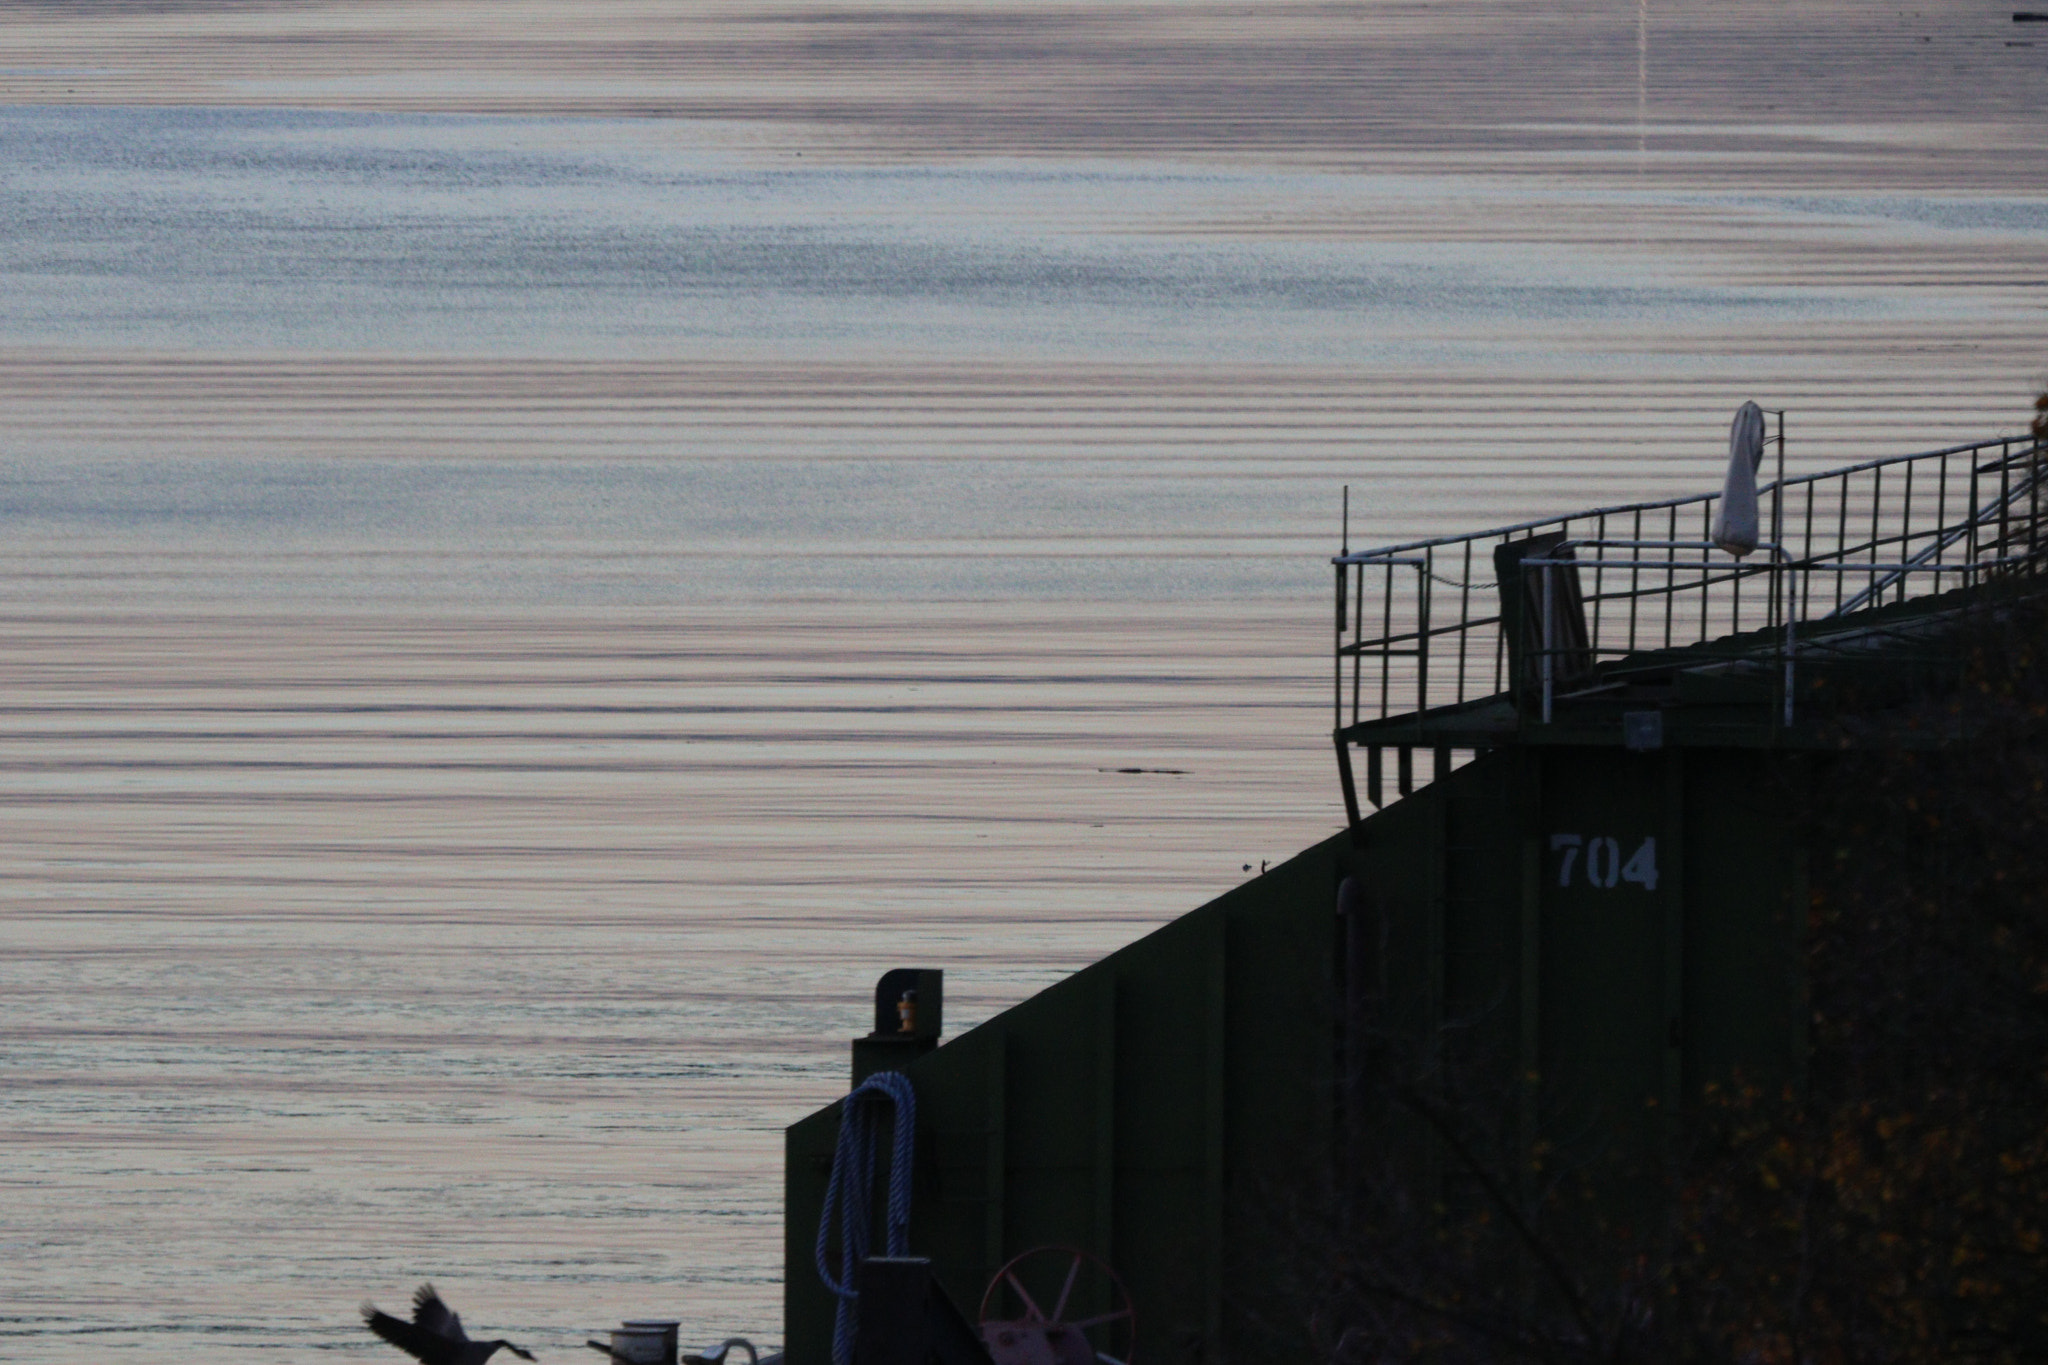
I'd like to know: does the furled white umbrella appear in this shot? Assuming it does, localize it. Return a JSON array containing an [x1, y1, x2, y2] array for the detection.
[[1711, 401, 1768, 557]]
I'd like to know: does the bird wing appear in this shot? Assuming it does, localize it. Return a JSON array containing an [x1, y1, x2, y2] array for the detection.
[[412, 1283, 464, 1341], [363, 1303, 442, 1363]]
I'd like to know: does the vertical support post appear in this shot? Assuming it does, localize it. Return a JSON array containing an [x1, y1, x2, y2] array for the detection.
[[1334, 564, 1346, 732], [1093, 973, 1116, 1270], [983, 1035, 1006, 1278], [1835, 474, 1851, 611], [1367, 746, 1383, 810], [1334, 736, 1364, 835], [1661, 752, 1686, 1149], [1783, 555, 1798, 727], [1665, 503, 1679, 649], [1898, 455, 1915, 606], [1378, 564, 1394, 720], [1589, 514, 1606, 648], [1457, 540, 1475, 704], [1768, 549, 1782, 738], [1803, 480, 1817, 597], [1356, 562, 1368, 720], [1702, 501, 1714, 638], [1627, 508, 1643, 651], [1415, 559, 1431, 717], [1397, 746, 1414, 799], [1540, 563, 1556, 723], [2028, 438, 2042, 575], [1203, 920, 1227, 1359], [1772, 408, 1785, 599], [1968, 454, 1982, 586]]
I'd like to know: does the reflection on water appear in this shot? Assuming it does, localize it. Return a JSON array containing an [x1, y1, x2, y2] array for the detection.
[[0, 106, 1889, 361], [0, 606, 1332, 1359], [1, 9, 2045, 1360]]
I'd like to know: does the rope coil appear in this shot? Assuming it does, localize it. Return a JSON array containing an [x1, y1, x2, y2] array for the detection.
[[814, 1070, 917, 1365]]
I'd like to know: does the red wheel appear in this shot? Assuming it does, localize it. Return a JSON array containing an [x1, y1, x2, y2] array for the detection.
[[977, 1246, 1135, 1365]]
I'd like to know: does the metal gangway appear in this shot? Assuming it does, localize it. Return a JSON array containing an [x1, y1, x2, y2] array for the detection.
[[1333, 428, 2048, 818]]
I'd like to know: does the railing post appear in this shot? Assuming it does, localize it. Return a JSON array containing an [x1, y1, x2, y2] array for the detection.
[[1333, 562, 1345, 734], [1782, 550, 1797, 728], [1968, 456, 1980, 578], [1999, 454, 2011, 588], [1415, 559, 1432, 719], [1332, 435, 2004, 753], [1377, 562, 1394, 721]]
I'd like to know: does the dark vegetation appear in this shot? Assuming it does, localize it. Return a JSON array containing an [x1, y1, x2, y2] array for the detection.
[[1284, 420, 2048, 1364], [1677, 598, 2048, 1363]]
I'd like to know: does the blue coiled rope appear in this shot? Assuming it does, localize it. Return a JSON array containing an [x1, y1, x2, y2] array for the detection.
[[814, 1070, 917, 1365]]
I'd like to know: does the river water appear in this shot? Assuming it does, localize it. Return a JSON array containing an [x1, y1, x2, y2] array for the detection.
[[1, 2, 2044, 1360]]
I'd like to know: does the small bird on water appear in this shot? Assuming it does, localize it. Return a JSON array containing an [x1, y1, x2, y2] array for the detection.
[[362, 1283, 537, 1364]]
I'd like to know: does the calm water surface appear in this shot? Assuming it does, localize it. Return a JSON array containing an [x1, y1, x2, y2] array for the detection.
[[2, 3, 2045, 1360]]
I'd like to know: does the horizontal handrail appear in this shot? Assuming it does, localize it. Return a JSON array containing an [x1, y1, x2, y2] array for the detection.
[[1333, 434, 2026, 566], [1333, 429, 2047, 796]]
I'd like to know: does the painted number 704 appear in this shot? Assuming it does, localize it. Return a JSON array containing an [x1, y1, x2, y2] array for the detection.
[[1550, 834, 1658, 891]]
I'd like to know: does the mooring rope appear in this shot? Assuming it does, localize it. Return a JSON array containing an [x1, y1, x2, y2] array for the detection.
[[814, 1069, 917, 1365]]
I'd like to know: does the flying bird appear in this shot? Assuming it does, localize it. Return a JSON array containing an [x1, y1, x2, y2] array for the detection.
[[362, 1283, 537, 1365]]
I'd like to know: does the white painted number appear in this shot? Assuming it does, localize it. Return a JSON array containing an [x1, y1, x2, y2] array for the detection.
[[1549, 833, 1581, 888], [1621, 837, 1659, 892], [1585, 836, 1621, 888], [1551, 834, 1657, 892]]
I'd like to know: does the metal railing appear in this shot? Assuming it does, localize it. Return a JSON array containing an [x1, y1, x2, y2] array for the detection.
[[1334, 431, 2048, 748]]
